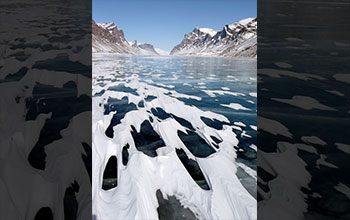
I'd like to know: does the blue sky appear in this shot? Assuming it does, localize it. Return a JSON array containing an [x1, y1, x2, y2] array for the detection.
[[93, 0, 256, 51]]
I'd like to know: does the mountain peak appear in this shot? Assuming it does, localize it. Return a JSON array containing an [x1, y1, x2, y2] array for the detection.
[[93, 21, 159, 55], [192, 27, 217, 37], [198, 28, 217, 37], [171, 17, 257, 57], [132, 40, 138, 47], [97, 22, 117, 31], [228, 18, 256, 30], [237, 17, 255, 25]]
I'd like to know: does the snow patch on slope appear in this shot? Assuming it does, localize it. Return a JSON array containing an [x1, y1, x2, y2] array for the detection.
[[171, 18, 257, 58]]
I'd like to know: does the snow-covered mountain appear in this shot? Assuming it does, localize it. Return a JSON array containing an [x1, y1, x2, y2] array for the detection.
[[170, 18, 257, 58], [92, 20, 159, 55], [92, 18, 256, 57]]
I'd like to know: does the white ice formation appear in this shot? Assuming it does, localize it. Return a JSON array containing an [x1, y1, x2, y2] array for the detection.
[[92, 55, 257, 220]]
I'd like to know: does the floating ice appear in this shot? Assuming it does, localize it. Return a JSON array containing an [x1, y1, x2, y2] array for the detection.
[[221, 103, 250, 111], [335, 143, 350, 154], [258, 141, 311, 220], [326, 90, 345, 96], [0, 3, 92, 218], [334, 183, 350, 200], [333, 73, 350, 84], [249, 144, 257, 151], [249, 92, 257, 98], [234, 122, 246, 127], [259, 68, 326, 81], [241, 131, 252, 138], [272, 96, 337, 111], [250, 125, 257, 131], [301, 136, 327, 146], [274, 62, 293, 68], [316, 155, 338, 169], [92, 55, 257, 220], [203, 89, 245, 98], [259, 117, 292, 138]]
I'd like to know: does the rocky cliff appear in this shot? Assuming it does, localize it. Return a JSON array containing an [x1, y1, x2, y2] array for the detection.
[[170, 18, 257, 57]]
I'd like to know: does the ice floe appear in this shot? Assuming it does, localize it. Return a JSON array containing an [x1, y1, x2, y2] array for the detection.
[[259, 117, 292, 138], [234, 122, 246, 127], [334, 183, 350, 200], [333, 73, 350, 84], [272, 96, 337, 111], [92, 55, 257, 220], [301, 136, 327, 146], [202, 90, 245, 98], [274, 62, 293, 68], [335, 143, 350, 154], [221, 103, 250, 111], [258, 68, 326, 81]]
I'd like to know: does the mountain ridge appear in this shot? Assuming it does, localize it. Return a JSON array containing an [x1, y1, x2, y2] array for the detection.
[[170, 18, 257, 57], [92, 20, 159, 55], [92, 18, 257, 57]]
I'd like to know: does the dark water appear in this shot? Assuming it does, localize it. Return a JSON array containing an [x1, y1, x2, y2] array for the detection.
[[93, 54, 257, 197], [94, 54, 257, 164]]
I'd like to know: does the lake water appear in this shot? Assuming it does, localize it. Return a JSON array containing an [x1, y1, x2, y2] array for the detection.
[[92, 54, 257, 219]]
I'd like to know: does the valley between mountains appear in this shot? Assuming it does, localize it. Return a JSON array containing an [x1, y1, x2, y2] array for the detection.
[[92, 18, 257, 57]]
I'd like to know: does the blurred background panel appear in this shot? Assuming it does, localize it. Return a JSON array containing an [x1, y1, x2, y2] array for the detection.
[[0, 0, 92, 219], [258, 0, 350, 219]]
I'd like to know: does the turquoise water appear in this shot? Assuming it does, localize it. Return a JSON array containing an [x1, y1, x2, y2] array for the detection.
[[93, 54, 257, 195]]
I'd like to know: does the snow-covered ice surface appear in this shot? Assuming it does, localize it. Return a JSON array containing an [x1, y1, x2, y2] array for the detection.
[[92, 54, 257, 219]]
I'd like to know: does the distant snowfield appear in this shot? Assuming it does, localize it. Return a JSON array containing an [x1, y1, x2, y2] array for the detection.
[[155, 48, 170, 56], [92, 54, 257, 220]]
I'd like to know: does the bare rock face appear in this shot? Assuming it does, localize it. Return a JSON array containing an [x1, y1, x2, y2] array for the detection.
[[170, 18, 257, 58], [95, 22, 127, 45], [131, 40, 159, 55], [131, 40, 138, 48], [92, 20, 158, 55], [138, 43, 153, 51], [92, 20, 134, 54]]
